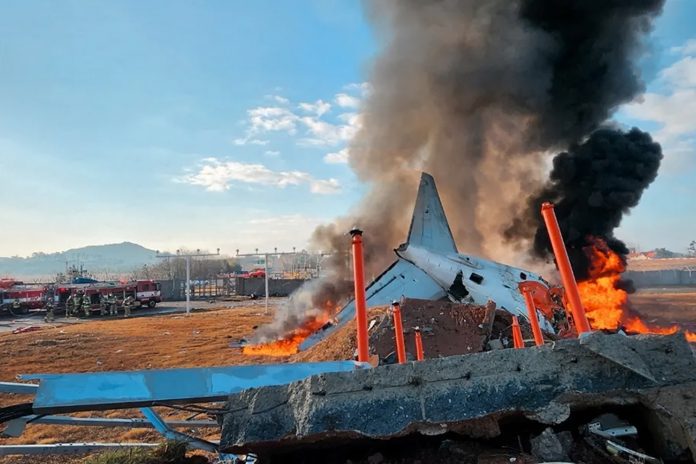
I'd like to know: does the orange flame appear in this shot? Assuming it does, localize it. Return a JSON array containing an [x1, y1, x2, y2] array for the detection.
[[578, 237, 696, 342], [242, 312, 331, 357]]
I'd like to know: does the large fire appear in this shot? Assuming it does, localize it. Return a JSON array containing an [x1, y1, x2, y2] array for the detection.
[[242, 312, 331, 357], [578, 237, 696, 342]]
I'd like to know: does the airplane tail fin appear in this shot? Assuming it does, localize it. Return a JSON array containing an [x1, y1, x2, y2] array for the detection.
[[405, 173, 457, 254]]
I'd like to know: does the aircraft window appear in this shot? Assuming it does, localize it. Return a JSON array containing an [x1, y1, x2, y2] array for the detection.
[[469, 273, 484, 284], [520, 272, 527, 280]]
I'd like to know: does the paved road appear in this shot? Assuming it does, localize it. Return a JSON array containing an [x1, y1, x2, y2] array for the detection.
[[0, 298, 285, 334]]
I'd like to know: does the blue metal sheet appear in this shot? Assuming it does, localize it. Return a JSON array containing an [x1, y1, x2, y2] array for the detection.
[[0, 382, 38, 395], [21, 361, 369, 414]]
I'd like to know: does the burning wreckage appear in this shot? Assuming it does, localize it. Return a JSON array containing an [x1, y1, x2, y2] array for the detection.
[[1, 173, 695, 463]]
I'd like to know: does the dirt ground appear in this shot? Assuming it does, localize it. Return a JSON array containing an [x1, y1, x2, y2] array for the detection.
[[629, 288, 696, 332], [1, 289, 695, 463], [0, 304, 288, 464]]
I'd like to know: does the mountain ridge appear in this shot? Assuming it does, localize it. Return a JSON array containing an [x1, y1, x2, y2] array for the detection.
[[0, 242, 159, 279]]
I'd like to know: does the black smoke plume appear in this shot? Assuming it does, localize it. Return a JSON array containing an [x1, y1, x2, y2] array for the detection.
[[509, 127, 663, 279], [251, 0, 665, 343]]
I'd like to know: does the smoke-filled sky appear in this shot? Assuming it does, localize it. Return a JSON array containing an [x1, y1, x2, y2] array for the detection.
[[0, 0, 695, 258]]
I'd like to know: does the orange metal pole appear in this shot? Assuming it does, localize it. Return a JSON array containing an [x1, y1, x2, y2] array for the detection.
[[391, 301, 407, 364], [540, 202, 592, 334], [512, 316, 524, 349], [414, 328, 424, 361], [350, 228, 369, 363], [521, 288, 545, 346]]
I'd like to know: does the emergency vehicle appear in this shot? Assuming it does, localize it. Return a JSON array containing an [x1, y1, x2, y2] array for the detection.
[[54, 280, 162, 313], [0, 279, 47, 313]]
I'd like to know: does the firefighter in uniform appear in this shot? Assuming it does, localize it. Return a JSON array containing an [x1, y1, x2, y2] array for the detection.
[[82, 293, 92, 317], [122, 295, 134, 318], [99, 293, 107, 316], [44, 300, 55, 323], [65, 294, 74, 316], [74, 291, 84, 317], [108, 293, 117, 316]]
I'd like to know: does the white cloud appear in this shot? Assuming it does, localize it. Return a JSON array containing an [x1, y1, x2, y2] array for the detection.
[[265, 94, 290, 105], [299, 113, 362, 146], [233, 84, 366, 148], [181, 158, 340, 194], [622, 38, 696, 172], [344, 82, 372, 97], [233, 137, 269, 146], [323, 148, 349, 164], [670, 38, 696, 56], [264, 150, 280, 157], [248, 106, 298, 134], [335, 93, 360, 108], [310, 178, 341, 194], [298, 99, 331, 116], [660, 56, 696, 89]]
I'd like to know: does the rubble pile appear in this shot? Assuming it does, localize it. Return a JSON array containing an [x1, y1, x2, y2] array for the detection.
[[220, 332, 696, 463], [369, 299, 498, 361], [294, 298, 536, 364]]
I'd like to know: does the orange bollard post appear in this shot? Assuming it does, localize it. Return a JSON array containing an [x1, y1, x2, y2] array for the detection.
[[414, 328, 424, 361], [512, 316, 524, 349], [540, 202, 592, 335], [350, 228, 369, 363], [391, 301, 407, 364], [521, 288, 545, 347]]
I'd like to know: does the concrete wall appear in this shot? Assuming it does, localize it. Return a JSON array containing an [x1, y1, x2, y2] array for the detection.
[[235, 277, 305, 297], [624, 269, 696, 288]]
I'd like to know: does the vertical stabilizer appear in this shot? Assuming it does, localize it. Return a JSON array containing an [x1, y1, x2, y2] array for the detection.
[[405, 173, 457, 254]]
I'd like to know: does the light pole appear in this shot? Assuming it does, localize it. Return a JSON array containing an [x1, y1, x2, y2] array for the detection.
[[156, 248, 220, 315], [236, 248, 297, 314]]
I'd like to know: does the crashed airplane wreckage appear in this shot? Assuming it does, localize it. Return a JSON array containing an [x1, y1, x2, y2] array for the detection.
[[1, 173, 695, 462], [301, 172, 563, 351]]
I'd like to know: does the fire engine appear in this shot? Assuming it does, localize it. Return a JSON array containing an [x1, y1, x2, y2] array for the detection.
[[0, 279, 46, 313], [54, 280, 162, 312]]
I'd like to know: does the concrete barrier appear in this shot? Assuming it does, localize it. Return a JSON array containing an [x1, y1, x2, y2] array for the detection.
[[625, 269, 696, 288], [220, 333, 696, 460]]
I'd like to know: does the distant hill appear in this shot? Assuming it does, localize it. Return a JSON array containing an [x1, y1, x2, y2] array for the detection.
[[0, 242, 158, 280]]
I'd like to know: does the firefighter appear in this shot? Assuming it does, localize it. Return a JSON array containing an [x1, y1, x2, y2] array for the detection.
[[99, 293, 107, 316], [122, 295, 134, 318], [44, 300, 55, 323], [65, 294, 74, 316], [108, 293, 117, 316], [82, 293, 92, 317], [11, 299, 21, 314], [74, 291, 84, 317]]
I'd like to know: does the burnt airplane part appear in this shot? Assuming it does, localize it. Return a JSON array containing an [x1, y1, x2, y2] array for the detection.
[[301, 172, 554, 351]]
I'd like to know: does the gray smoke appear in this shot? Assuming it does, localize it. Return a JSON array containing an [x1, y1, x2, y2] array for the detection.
[[251, 0, 664, 343]]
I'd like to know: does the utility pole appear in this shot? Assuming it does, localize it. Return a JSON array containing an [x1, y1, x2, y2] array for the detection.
[[156, 248, 220, 315], [236, 248, 297, 314]]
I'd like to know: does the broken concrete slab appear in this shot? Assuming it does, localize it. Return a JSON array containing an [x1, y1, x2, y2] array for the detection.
[[220, 333, 696, 461]]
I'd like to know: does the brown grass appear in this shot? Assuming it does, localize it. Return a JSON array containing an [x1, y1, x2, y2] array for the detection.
[[0, 305, 289, 464]]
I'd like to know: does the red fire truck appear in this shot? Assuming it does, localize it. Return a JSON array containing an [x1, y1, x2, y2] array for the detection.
[[0, 279, 47, 314], [54, 280, 162, 313]]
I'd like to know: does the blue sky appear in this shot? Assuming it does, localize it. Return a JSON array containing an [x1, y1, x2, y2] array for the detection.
[[0, 0, 694, 257]]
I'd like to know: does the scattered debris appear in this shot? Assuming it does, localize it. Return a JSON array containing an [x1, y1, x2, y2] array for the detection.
[[530, 428, 570, 462], [11, 326, 42, 335]]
